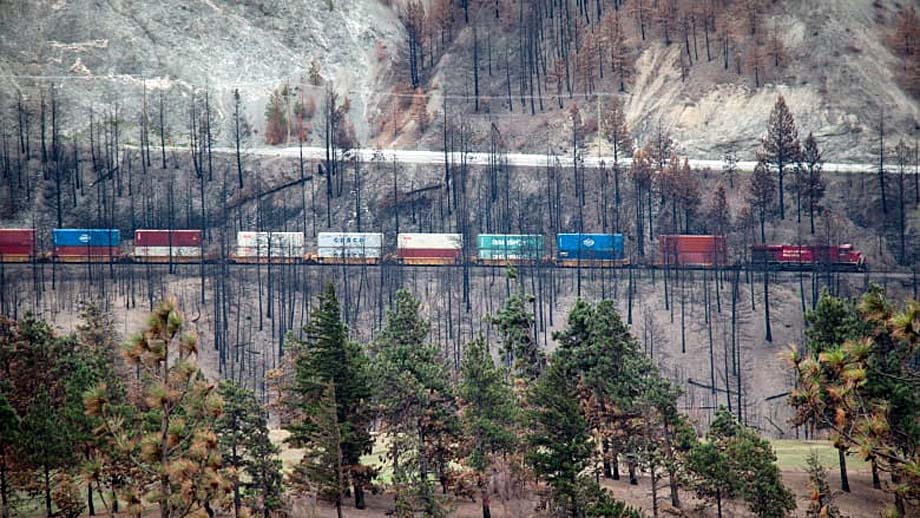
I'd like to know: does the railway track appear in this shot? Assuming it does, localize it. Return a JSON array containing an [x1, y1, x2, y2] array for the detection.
[[1, 258, 913, 279]]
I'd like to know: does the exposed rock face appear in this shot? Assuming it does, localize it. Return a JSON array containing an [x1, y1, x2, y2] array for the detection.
[[0, 0, 402, 142]]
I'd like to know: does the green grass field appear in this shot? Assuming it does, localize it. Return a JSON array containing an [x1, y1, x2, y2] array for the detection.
[[770, 439, 870, 471]]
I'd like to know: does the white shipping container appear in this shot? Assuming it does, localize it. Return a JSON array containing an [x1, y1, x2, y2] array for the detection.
[[317, 247, 382, 259], [397, 233, 462, 250], [236, 232, 305, 257], [317, 232, 384, 249], [134, 246, 201, 257]]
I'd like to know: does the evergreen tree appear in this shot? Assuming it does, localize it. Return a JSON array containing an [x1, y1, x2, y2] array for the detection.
[[526, 358, 594, 516], [686, 440, 735, 518], [217, 380, 283, 518], [748, 154, 776, 244], [762, 95, 801, 220], [805, 452, 842, 518], [791, 287, 920, 514], [373, 289, 456, 517], [291, 382, 347, 518], [707, 408, 796, 518], [0, 389, 17, 518], [458, 335, 518, 518], [491, 269, 544, 382], [85, 298, 230, 518], [285, 283, 373, 509], [798, 132, 825, 234], [790, 290, 864, 492]]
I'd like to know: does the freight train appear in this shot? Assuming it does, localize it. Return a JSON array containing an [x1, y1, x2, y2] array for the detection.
[[0, 228, 866, 271]]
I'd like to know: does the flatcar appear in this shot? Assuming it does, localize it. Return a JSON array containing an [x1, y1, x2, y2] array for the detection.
[[556, 233, 629, 267], [657, 234, 728, 268], [52, 229, 121, 262], [750, 244, 865, 271]]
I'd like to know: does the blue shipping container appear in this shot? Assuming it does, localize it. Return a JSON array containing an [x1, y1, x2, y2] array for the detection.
[[53, 229, 121, 247], [556, 233, 624, 260]]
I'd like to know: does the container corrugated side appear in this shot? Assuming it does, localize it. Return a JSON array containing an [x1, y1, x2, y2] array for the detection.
[[477, 234, 543, 259], [317, 247, 382, 259], [556, 233, 624, 260], [134, 246, 202, 257], [317, 232, 384, 249], [135, 230, 201, 247], [53, 229, 121, 247], [397, 233, 462, 250], [0, 229, 35, 255], [236, 232, 304, 258]]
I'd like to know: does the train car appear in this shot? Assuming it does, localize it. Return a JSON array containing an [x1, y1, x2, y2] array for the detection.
[[0, 229, 36, 262], [233, 231, 305, 264], [477, 234, 544, 265], [52, 229, 121, 262], [397, 233, 462, 265], [556, 233, 628, 267], [751, 244, 865, 271], [657, 234, 727, 268], [133, 230, 203, 263], [314, 232, 383, 265]]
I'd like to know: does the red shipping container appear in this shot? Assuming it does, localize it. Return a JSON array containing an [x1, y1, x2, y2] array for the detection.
[[55, 246, 120, 257], [135, 229, 201, 247], [0, 229, 35, 256], [658, 235, 727, 267]]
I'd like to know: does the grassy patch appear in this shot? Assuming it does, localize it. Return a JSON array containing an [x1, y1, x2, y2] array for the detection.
[[771, 439, 870, 472]]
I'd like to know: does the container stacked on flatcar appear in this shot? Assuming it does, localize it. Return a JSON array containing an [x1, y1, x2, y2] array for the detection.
[[134, 230, 202, 263], [556, 233, 627, 267], [657, 235, 727, 268], [477, 234, 544, 265], [316, 232, 383, 264], [0, 229, 36, 262], [234, 231, 304, 263], [751, 244, 865, 270], [397, 233, 462, 265], [52, 229, 121, 262]]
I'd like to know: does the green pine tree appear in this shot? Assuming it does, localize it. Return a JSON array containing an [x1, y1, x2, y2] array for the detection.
[[526, 356, 594, 517], [291, 381, 347, 518], [805, 451, 842, 518], [491, 269, 544, 382], [217, 380, 283, 518], [708, 407, 796, 518], [285, 282, 373, 509], [373, 288, 455, 517], [458, 335, 518, 518]]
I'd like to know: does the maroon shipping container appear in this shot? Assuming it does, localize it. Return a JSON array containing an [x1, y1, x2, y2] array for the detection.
[[657, 235, 727, 267], [54, 246, 120, 259], [135, 229, 201, 247], [397, 248, 462, 259], [0, 229, 35, 258]]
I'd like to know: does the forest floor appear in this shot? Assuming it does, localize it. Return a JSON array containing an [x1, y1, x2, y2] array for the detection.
[[276, 432, 895, 518]]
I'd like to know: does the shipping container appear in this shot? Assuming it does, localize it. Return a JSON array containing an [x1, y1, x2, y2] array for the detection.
[[316, 232, 383, 259], [657, 235, 727, 267], [235, 231, 305, 258], [135, 230, 201, 258], [134, 230, 203, 260], [556, 233, 625, 261], [53, 229, 121, 247], [0, 229, 35, 261], [53, 229, 121, 260], [397, 233, 462, 263], [477, 234, 544, 260]]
